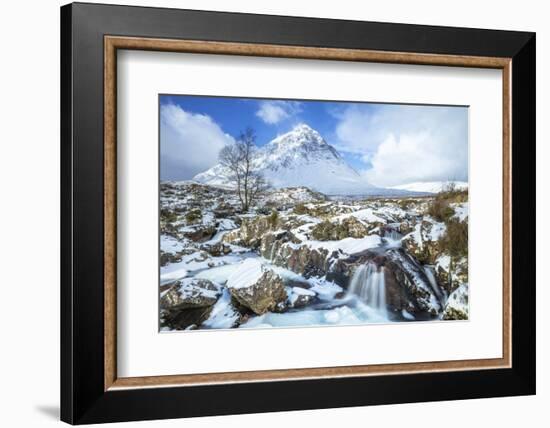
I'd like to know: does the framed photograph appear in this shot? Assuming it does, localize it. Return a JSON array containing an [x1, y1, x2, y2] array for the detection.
[[61, 2, 535, 424]]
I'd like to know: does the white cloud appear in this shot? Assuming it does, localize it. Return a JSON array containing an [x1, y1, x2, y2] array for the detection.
[[256, 100, 301, 124], [160, 104, 234, 180], [332, 104, 468, 187]]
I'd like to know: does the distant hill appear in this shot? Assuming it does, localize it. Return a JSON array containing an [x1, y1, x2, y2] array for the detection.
[[390, 181, 468, 194]]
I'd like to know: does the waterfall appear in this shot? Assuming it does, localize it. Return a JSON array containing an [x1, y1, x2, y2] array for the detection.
[[347, 263, 387, 312], [383, 228, 402, 248], [423, 266, 446, 301], [385, 229, 401, 241], [269, 241, 277, 262]]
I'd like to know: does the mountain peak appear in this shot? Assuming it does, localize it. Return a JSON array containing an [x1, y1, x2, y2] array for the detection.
[[287, 123, 321, 138], [194, 125, 376, 195], [269, 123, 327, 150], [292, 123, 316, 133]]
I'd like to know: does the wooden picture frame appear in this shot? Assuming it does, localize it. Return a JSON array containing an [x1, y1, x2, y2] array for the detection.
[[61, 2, 535, 424]]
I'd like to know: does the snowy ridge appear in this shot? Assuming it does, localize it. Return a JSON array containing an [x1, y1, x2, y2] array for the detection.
[[390, 181, 468, 194]]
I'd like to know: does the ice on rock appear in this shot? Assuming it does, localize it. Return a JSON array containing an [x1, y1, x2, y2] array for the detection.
[[202, 289, 241, 329]]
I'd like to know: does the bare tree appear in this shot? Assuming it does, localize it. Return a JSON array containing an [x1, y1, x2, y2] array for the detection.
[[219, 128, 268, 211], [247, 172, 269, 208]]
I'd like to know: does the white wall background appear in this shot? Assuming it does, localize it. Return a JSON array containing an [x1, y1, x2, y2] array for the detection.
[[0, 0, 545, 426]]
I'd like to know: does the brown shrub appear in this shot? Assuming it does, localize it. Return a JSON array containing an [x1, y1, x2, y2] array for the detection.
[[438, 219, 468, 259], [426, 183, 468, 222], [293, 203, 308, 215], [185, 209, 202, 224], [268, 210, 279, 227], [160, 208, 178, 223], [427, 199, 455, 222], [439, 182, 468, 203]]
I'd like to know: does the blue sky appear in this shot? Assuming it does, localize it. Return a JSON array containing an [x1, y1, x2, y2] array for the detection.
[[160, 95, 468, 187]]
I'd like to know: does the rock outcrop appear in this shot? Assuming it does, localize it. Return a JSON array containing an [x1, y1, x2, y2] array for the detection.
[[311, 217, 370, 241], [435, 255, 468, 295], [384, 249, 443, 315], [223, 215, 276, 248], [402, 220, 445, 264]]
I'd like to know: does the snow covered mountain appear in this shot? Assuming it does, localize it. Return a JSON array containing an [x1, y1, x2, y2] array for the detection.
[[390, 181, 468, 194], [194, 124, 376, 195]]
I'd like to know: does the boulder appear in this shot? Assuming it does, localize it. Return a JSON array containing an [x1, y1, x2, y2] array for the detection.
[[226, 260, 288, 315], [160, 251, 183, 267], [160, 278, 221, 330], [442, 283, 469, 320], [287, 286, 317, 308], [161, 306, 214, 330], [230, 270, 288, 315], [160, 278, 221, 311], [200, 242, 232, 257], [182, 225, 217, 242]]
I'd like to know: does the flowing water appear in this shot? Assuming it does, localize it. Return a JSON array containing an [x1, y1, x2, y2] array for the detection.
[[423, 265, 446, 301], [382, 227, 403, 248], [347, 263, 387, 313], [384, 228, 402, 242]]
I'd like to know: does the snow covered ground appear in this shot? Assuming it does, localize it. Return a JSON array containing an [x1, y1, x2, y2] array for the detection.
[[159, 181, 469, 331]]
